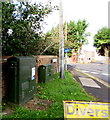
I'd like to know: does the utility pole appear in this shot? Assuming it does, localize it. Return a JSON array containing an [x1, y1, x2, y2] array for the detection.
[[108, 2, 110, 64], [109, 1, 110, 28], [59, 0, 64, 78], [65, 17, 67, 71]]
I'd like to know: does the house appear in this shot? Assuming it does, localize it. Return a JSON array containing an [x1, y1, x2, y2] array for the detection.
[[78, 50, 95, 64]]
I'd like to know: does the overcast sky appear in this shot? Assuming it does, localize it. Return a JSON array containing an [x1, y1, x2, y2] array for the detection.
[[31, 0, 109, 51]]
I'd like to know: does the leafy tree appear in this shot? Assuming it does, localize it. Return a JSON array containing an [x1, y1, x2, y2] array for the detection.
[[67, 20, 90, 52], [41, 28, 59, 55], [44, 20, 90, 56], [2, 1, 53, 56], [43, 25, 73, 56], [94, 27, 110, 57], [42, 26, 59, 55]]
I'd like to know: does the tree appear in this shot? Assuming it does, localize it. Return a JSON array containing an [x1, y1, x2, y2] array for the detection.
[[42, 26, 59, 56], [43, 25, 73, 56], [43, 20, 90, 56], [2, 2, 53, 56], [94, 27, 110, 57], [67, 20, 90, 52]]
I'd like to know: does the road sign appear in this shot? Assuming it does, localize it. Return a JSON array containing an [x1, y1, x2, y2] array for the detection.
[[64, 48, 70, 53], [63, 101, 110, 119]]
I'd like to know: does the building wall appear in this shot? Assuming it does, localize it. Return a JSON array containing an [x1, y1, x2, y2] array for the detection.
[[78, 50, 95, 64], [36, 55, 58, 83], [71, 52, 77, 63], [95, 55, 110, 64], [1, 56, 12, 98]]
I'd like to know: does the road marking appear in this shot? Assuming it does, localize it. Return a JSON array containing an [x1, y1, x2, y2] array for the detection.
[[79, 77, 101, 88], [81, 70, 108, 76], [102, 73, 109, 76], [90, 71, 99, 74], [76, 69, 110, 88]]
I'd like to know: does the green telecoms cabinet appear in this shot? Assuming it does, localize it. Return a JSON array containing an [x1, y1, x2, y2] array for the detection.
[[7, 56, 36, 105], [38, 64, 54, 83]]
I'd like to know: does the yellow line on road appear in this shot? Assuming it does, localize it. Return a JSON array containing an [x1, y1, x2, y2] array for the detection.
[[75, 69, 110, 88]]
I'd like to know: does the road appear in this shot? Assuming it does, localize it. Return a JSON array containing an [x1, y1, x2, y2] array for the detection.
[[68, 63, 110, 84], [67, 63, 110, 102]]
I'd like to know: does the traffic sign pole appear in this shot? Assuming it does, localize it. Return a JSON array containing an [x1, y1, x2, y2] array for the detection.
[[65, 53, 67, 71]]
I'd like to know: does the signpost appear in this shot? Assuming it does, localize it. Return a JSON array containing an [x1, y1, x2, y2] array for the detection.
[[64, 48, 70, 71]]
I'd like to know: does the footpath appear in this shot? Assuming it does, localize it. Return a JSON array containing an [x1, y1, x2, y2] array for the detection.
[[68, 65, 110, 103]]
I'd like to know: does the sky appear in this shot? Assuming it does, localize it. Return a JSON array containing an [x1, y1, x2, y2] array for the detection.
[[31, 0, 109, 51]]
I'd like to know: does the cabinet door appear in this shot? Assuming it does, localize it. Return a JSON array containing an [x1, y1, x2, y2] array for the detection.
[[8, 61, 19, 103]]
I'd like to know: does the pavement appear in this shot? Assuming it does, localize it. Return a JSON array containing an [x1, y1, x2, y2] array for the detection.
[[67, 65, 110, 103]]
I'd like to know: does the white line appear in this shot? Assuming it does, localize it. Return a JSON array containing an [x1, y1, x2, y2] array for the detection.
[[90, 72, 99, 74], [79, 77, 101, 88], [82, 70, 108, 76], [102, 73, 109, 76], [76, 69, 110, 88]]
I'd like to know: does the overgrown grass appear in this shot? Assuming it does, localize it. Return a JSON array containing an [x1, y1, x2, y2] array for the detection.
[[3, 71, 96, 119]]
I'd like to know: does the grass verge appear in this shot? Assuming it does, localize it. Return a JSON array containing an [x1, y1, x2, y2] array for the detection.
[[3, 71, 96, 119]]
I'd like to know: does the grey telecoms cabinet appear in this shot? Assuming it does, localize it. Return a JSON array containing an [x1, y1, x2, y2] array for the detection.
[[7, 56, 36, 105]]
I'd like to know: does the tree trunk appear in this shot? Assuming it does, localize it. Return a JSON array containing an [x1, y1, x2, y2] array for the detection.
[[77, 45, 83, 63], [104, 47, 110, 64]]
